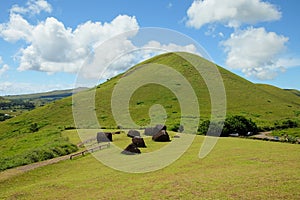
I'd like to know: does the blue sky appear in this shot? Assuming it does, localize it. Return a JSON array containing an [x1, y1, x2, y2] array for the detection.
[[0, 0, 299, 95]]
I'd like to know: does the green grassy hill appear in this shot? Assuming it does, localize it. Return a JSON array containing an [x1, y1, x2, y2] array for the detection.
[[0, 52, 299, 170], [93, 52, 300, 128]]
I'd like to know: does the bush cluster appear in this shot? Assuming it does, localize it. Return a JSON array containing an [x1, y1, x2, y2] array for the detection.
[[274, 119, 298, 130], [198, 115, 258, 137], [170, 123, 184, 132], [0, 142, 78, 171]]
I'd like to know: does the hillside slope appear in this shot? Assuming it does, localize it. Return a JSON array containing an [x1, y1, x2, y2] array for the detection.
[[0, 52, 299, 170], [93, 52, 300, 128]]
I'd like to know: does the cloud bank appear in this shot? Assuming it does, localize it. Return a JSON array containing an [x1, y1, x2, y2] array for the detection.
[[186, 0, 281, 29], [0, 12, 139, 75], [185, 0, 299, 80], [0, 0, 199, 81], [222, 27, 288, 79], [10, 0, 52, 15]]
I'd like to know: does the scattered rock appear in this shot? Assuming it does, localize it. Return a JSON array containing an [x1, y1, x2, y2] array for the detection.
[[152, 129, 170, 142], [132, 136, 147, 147], [155, 124, 167, 131], [121, 143, 141, 155], [127, 130, 141, 138], [144, 124, 166, 136], [97, 132, 112, 143]]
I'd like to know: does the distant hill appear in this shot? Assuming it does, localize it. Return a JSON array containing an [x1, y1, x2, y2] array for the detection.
[[4, 87, 88, 102], [0, 87, 88, 118], [285, 89, 300, 97], [0, 52, 299, 170]]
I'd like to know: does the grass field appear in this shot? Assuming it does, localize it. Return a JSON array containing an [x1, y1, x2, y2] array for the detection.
[[1, 133, 299, 199]]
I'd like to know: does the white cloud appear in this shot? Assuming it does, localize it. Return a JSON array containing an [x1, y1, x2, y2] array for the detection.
[[276, 57, 300, 68], [0, 13, 33, 42], [0, 65, 9, 76], [10, 0, 52, 15], [186, 0, 281, 29], [81, 39, 199, 80], [0, 0, 47, 42], [222, 27, 289, 80], [218, 32, 224, 38], [0, 57, 9, 76], [2, 14, 140, 74], [80, 35, 138, 79], [143, 41, 198, 54]]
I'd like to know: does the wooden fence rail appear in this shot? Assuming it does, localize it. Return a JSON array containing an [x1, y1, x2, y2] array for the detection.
[[70, 143, 110, 159]]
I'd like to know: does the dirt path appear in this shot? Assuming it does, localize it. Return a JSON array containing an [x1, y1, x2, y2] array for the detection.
[[250, 131, 284, 142], [252, 131, 272, 138], [0, 155, 70, 182]]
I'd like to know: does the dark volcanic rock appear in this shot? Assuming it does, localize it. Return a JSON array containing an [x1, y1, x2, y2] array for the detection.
[[144, 124, 166, 136], [97, 132, 112, 143], [127, 130, 141, 138], [132, 136, 147, 147], [121, 143, 141, 155], [152, 130, 170, 142]]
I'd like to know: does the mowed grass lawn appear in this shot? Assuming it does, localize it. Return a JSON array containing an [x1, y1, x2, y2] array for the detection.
[[0, 134, 299, 199]]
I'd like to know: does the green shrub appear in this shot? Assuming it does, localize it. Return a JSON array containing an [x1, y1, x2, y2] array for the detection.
[[64, 126, 76, 130], [223, 115, 258, 136], [281, 135, 299, 144], [274, 119, 298, 130], [0, 142, 78, 171], [29, 123, 39, 132], [0, 113, 12, 121], [136, 101, 144, 105], [198, 120, 210, 135], [198, 120, 224, 136], [25, 150, 40, 162], [170, 123, 184, 132], [198, 115, 258, 137]]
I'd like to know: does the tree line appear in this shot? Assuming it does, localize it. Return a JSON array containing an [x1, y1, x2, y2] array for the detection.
[[0, 99, 35, 110]]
